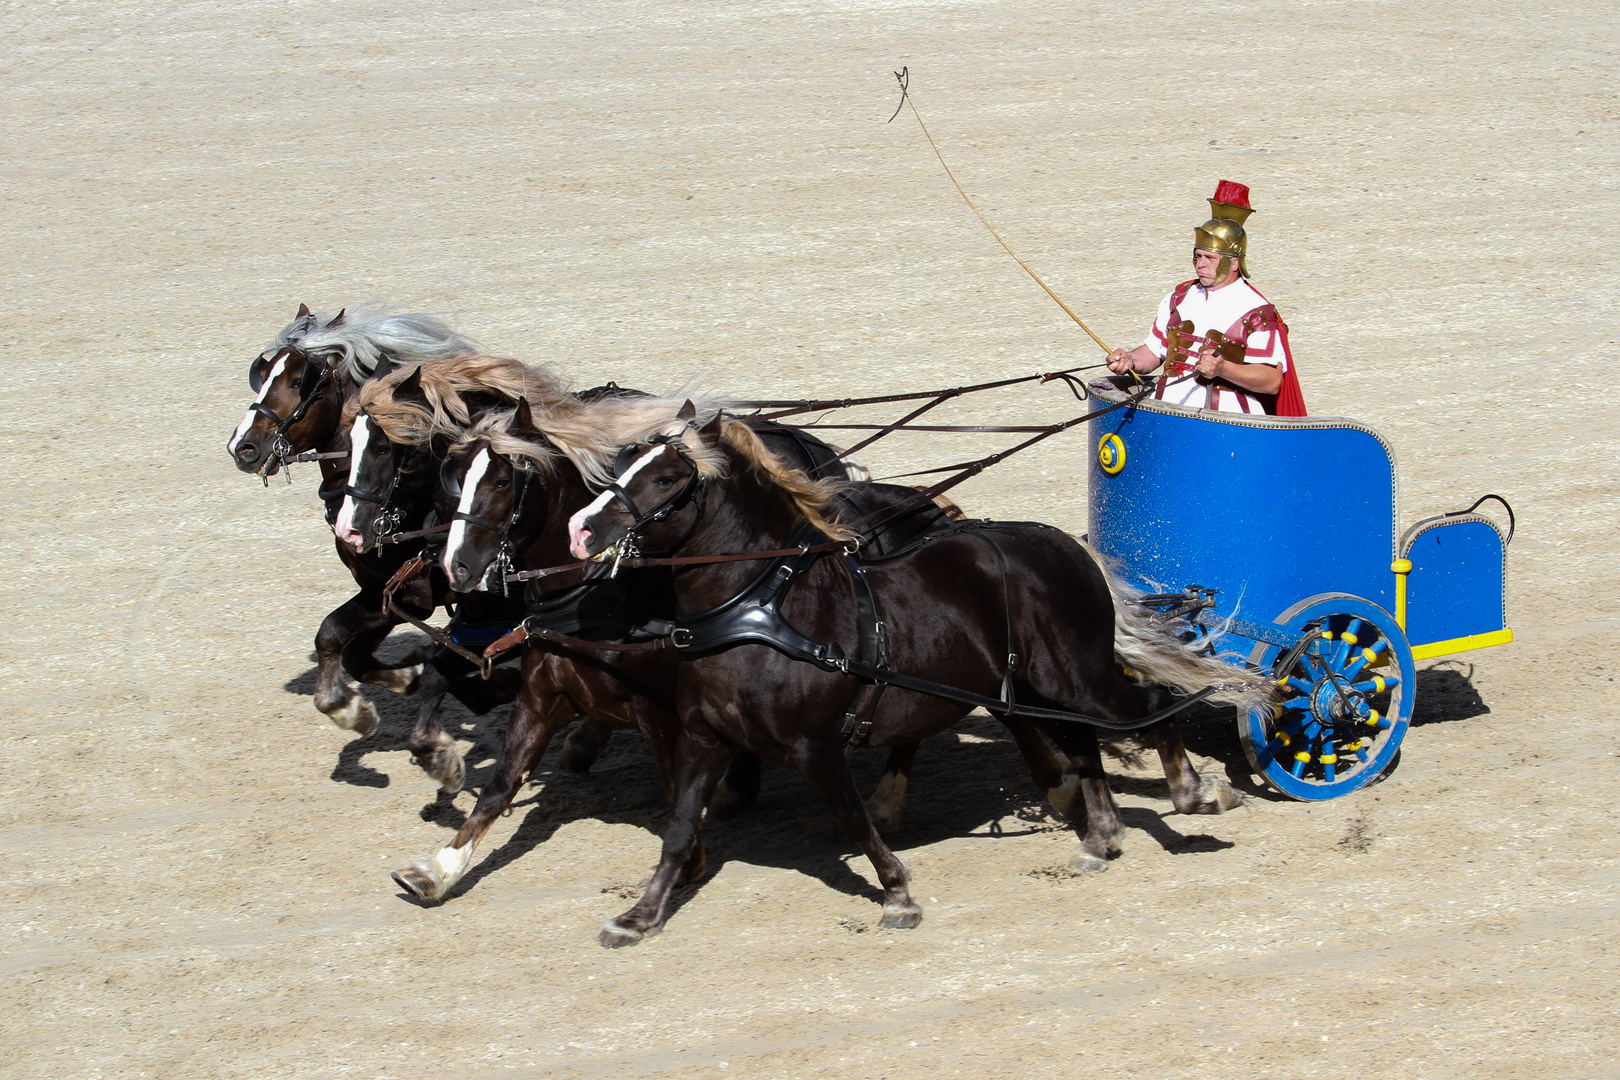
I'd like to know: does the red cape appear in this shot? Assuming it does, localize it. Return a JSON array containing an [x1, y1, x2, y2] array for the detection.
[[1269, 323, 1308, 417], [1248, 282, 1307, 417]]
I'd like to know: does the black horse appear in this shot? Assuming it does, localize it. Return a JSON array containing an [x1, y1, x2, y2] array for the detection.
[[566, 407, 1261, 944], [386, 397, 1084, 905], [224, 307, 477, 734]]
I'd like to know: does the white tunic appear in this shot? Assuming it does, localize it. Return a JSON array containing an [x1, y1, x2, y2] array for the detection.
[[1142, 278, 1288, 414]]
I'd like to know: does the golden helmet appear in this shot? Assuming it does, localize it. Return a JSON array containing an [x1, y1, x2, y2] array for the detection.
[[1193, 180, 1254, 277]]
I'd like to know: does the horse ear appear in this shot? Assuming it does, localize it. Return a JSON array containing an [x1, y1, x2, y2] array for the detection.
[[327, 308, 346, 328], [393, 365, 426, 403], [698, 410, 724, 440], [296, 303, 311, 318], [370, 354, 395, 381], [510, 397, 539, 435], [676, 400, 697, 421]]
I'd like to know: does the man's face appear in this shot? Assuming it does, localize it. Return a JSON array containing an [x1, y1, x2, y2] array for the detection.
[[1193, 248, 1237, 287]]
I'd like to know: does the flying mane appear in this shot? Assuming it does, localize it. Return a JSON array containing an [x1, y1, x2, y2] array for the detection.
[[352, 355, 576, 446], [267, 303, 483, 383], [457, 403, 855, 540], [451, 394, 721, 489]]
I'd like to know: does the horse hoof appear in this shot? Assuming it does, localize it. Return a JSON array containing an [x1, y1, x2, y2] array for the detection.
[[598, 921, 647, 949], [555, 743, 597, 775], [437, 753, 465, 794], [392, 860, 447, 902], [878, 902, 923, 930], [1067, 851, 1109, 873], [326, 696, 379, 736], [1179, 777, 1245, 815], [363, 662, 423, 696], [1210, 778, 1246, 812]]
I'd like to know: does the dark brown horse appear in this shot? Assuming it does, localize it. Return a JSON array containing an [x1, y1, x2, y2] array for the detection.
[[566, 409, 1263, 944], [329, 359, 672, 789], [387, 401, 1110, 909], [224, 306, 481, 734]]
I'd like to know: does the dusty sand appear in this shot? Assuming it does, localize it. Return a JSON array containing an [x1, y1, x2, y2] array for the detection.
[[3, 1, 1617, 1077]]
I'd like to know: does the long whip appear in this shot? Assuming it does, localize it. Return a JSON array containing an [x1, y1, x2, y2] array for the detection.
[[890, 67, 1113, 355]]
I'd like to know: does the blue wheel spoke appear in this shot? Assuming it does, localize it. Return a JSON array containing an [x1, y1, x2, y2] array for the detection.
[[1332, 619, 1363, 668], [1320, 741, 1338, 783], [1350, 674, 1398, 695], [1342, 639, 1389, 681]]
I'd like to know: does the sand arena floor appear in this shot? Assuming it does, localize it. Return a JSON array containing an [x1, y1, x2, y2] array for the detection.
[[3, 2, 1618, 1077]]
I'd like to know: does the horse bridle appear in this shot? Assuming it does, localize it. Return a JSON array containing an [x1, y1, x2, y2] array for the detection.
[[442, 447, 539, 594], [605, 431, 708, 559], [317, 417, 420, 547], [245, 347, 333, 481]]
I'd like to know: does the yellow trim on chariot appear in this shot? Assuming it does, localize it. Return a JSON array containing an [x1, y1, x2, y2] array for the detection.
[[1391, 558, 1413, 630], [1410, 628, 1514, 661]]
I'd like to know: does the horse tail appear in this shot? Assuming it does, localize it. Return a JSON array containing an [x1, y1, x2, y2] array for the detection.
[[1083, 542, 1274, 714]]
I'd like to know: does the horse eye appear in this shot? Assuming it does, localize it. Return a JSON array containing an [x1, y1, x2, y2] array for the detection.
[[654, 475, 676, 489]]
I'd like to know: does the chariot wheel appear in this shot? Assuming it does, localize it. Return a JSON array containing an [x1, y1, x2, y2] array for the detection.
[[1238, 592, 1416, 801]]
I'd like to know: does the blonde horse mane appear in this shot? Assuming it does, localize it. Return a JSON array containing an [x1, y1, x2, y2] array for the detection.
[[350, 354, 576, 445], [451, 394, 731, 489], [449, 399, 855, 541], [715, 420, 857, 542]]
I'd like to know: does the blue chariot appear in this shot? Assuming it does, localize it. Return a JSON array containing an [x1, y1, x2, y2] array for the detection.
[[1086, 383, 1513, 801]]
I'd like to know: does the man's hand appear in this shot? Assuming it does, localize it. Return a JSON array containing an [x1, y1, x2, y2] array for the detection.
[[1194, 347, 1224, 379], [1107, 348, 1136, 374]]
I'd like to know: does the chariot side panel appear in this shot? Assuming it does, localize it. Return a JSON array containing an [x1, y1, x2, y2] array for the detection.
[[1086, 390, 1397, 623], [1399, 513, 1511, 657]]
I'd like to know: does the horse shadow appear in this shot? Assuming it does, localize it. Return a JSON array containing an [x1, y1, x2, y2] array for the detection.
[[280, 633, 514, 793], [419, 712, 1248, 911]]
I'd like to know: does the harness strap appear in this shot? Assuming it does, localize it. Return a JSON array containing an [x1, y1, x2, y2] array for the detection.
[[964, 531, 1020, 716], [503, 541, 849, 584], [838, 554, 890, 747]]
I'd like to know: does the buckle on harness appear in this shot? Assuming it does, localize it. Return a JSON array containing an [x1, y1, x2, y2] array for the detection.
[[671, 626, 694, 649]]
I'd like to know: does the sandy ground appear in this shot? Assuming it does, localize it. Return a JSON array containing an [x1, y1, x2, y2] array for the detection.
[[4, 1, 1618, 1077]]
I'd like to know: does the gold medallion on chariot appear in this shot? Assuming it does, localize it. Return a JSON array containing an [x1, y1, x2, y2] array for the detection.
[[1098, 433, 1127, 476]]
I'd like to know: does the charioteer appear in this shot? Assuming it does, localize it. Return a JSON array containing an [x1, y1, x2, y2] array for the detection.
[[1107, 180, 1307, 417]]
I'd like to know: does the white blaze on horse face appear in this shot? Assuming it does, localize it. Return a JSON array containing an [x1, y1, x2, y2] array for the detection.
[[332, 414, 374, 545], [567, 443, 669, 558], [227, 354, 287, 452], [442, 448, 494, 578]]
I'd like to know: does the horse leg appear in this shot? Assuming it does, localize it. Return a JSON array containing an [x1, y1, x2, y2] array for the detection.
[[863, 744, 917, 836], [407, 650, 472, 792], [1038, 722, 1125, 871], [1003, 719, 1083, 822], [312, 595, 398, 735], [599, 725, 728, 948], [444, 662, 522, 716], [555, 719, 615, 774], [708, 752, 763, 819], [1142, 714, 1244, 814], [795, 740, 921, 929], [345, 625, 422, 696], [390, 677, 575, 902], [351, 575, 435, 695]]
